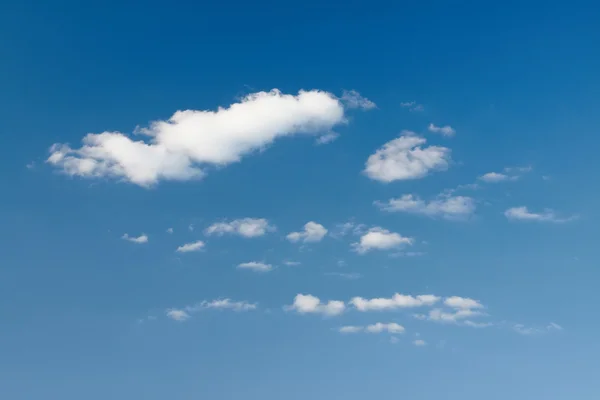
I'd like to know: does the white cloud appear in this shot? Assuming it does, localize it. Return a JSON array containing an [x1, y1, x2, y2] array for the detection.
[[338, 323, 405, 334], [284, 260, 301, 266], [375, 194, 475, 219], [325, 272, 362, 280], [166, 227, 173, 234], [400, 101, 424, 112], [463, 321, 493, 328], [444, 296, 484, 310], [478, 172, 515, 182], [191, 298, 257, 312], [237, 261, 273, 272], [205, 218, 275, 237], [350, 293, 440, 311], [339, 325, 363, 333], [315, 132, 339, 145], [47, 89, 345, 187], [413, 339, 427, 346], [417, 308, 485, 324], [286, 221, 328, 243], [121, 233, 148, 244], [513, 322, 564, 335], [504, 207, 576, 223], [330, 221, 367, 238], [428, 123, 456, 137], [286, 294, 345, 316], [166, 309, 190, 321], [340, 90, 376, 110], [363, 132, 451, 182], [176, 240, 205, 252], [366, 322, 405, 334], [352, 227, 414, 254]]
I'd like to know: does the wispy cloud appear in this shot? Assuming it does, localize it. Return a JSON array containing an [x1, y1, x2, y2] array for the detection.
[[400, 101, 424, 112], [428, 123, 456, 137], [237, 261, 273, 272], [375, 194, 475, 220], [205, 218, 276, 238], [340, 90, 377, 110], [504, 207, 577, 223], [176, 240, 205, 252]]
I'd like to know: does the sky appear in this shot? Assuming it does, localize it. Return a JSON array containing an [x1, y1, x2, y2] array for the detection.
[[1, 1, 600, 399]]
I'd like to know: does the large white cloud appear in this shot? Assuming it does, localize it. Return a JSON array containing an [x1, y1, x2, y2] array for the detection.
[[352, 227, 414, 254], [363, 132, 451, 182], [47, 89, 346, 186], [375, 194, 475, 219]]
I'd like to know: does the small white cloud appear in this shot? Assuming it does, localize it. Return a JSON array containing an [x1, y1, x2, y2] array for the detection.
[[479, 172, 514, 182], [330, 221, 367, 239], [315, 132, 339, 145], [375, 194, 475, 220], [237, 261, 273, 272], [340, 90, 376, 110], [191, 298, 257, 312], [176, 240, 205, 252], [205, 218, 275, 238], [366, 322, 405, 334], [286, 294, 345, 316], [505, 207, 576, 223], [363, 132, 451, 182], [324, 272, 362, 280], [444, 296, 484, 310], [548, 322, 563, 331], [428, 123, 456, 137], [415, 308, 485, 324], [350, 293, 440, 311], [287, 221, 328, 243], [121, 233, 148, 244], [400, 101, 424, 112], [166, 227, 174, 234], [284, 260, 301, 266], [463, 321, 493, 328], [47, 89, 346, 187], [352, 227, 414, 254], [339, 325, 363, 334], [26, 161, 36, 169], [413, 339, 427, 346], [166, 309, 190, 322], [338, 323, 405, 334]]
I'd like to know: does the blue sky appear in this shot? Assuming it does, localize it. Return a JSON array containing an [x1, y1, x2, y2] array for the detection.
[[1, 1, 600, 399]]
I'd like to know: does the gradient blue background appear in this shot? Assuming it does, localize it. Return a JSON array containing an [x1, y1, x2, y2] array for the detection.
[[1, 1, 599, 399]]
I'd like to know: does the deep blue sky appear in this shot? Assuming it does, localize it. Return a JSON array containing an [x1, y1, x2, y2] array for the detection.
[[1, 1, 599, 399]]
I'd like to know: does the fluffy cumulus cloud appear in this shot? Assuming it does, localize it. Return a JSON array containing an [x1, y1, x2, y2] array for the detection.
[[237, 261, 273, 272], [444, 296, 484, 309], [504, 207, 576, 223], [176, 240, 205, 252], [205, 218, 275, 237], [414, 296, 488, 327], [286, 221, 328, 243], [428, 123, 456, 137], [350, 293, 440, 311], [363, 132, 451, 182], [340, 90, 377, 110], [340, 323, 405, 334], [286, 294, 345, 316], [46, 89, 346, 187], [121, 233, 148, 244], [375, 194, 475, 219], [352, 227, 414, 254]]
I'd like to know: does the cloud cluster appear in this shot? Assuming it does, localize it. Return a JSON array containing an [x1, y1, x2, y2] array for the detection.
[[363, 132, 451, 182], [47, 89, 346, 186]]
